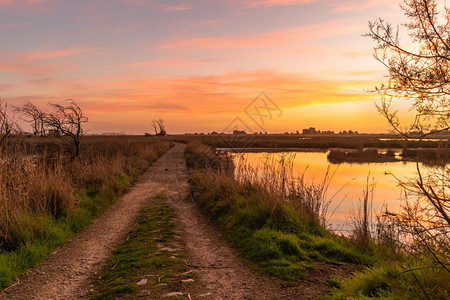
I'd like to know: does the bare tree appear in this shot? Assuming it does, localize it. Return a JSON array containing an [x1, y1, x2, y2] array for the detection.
[[14, 102, 46, 136], [151, 118, 166, 136], [44, 99, 88, 158], [367, 1, 449, 295], [367, 0, 450, 137]]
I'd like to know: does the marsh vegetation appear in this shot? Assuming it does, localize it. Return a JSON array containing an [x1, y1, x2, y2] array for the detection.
[[0, 135, 171, 289]]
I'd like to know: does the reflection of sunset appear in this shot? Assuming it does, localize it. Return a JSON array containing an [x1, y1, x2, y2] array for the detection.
[[234, 151, 421, 230], [0, 0, 404, 134]]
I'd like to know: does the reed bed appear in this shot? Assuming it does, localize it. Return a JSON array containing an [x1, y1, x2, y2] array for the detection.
[[0, 136, 171, 288], [233, 153, 334, 228]]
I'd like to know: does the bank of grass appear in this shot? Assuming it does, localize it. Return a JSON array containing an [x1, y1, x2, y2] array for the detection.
[[325, 259, 450, 299], [92, 194, 191, 300], [186, 141, 373, 283], [0, 137, 172, 290]]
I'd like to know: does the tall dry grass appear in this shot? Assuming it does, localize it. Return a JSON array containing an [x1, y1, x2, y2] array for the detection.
[[0, 136, 171, 251], [233, 153, 334, 228]]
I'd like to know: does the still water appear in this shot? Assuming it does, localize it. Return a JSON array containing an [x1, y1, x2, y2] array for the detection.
[[231, 151, 423, 232]]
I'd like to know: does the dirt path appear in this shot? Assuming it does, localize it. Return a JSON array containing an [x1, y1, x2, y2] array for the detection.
[[163, 146, 320, 299], [1, 143, 334, 299]]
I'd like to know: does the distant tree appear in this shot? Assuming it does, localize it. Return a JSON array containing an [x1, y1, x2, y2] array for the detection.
[[44, 99, 88, 158], [151, 118, 166, 136], [367, 1, 449, 294], [14, 101, 46, 136]]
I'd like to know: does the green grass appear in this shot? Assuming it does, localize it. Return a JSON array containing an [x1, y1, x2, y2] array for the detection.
[[326, 260, 450, 299], [0, 176, 126, 289], [92, 194, 191, 299], [0, 144, 172, 291], [189, 169, 373, 283]]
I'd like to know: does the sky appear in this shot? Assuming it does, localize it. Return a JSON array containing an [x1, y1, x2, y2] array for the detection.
[[0, 0, 407, 134]]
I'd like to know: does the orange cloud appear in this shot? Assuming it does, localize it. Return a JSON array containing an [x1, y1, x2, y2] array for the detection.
[[6, 68, 382, 134], [122, 57, 214, 68], [29, 69, 376, 118], [25, 46, 95, 60]]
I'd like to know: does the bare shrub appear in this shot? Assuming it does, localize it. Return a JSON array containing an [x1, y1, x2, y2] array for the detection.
[[44, 99, 88, 158], [367, 1, 450, 293], [151, 118, 166, 136], [14, 102, 46, 136]]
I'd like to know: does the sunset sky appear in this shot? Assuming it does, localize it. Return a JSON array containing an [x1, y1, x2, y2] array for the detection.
[[0, 0, 406, 134]]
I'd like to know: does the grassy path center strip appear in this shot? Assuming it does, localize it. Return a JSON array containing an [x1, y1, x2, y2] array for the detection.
[[92, 194, 194, 299]]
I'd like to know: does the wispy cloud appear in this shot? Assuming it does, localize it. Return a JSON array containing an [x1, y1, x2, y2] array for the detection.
[[331, 0, 399, 12], [0, 0, 54, 12], [230, 0, 315, 8], [156, 19, 362, 50], [0, 84, 12, 91], [24, 46, 96, 60], [119, 0, 191, 11], [0, 60, 71, 74], [122, 57, 214, 68], [0, 0, 47, 5]]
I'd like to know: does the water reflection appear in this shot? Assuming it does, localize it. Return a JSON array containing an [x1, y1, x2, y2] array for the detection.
[[231, 151, 423, 231]]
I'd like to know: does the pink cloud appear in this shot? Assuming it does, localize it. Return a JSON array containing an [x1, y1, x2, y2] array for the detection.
[[0, 84, 12, 91], [119, 0, 191, 11], [156, 19, 362, 50], [331, 0, 399, 12], [24, 46, 95, 60], [0, 0, 46, 5], [230, 0, 315, 8], [0, 0, 54, 12]]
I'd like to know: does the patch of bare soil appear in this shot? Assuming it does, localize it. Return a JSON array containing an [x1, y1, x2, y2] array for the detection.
[[1, 143, 353, 300]]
